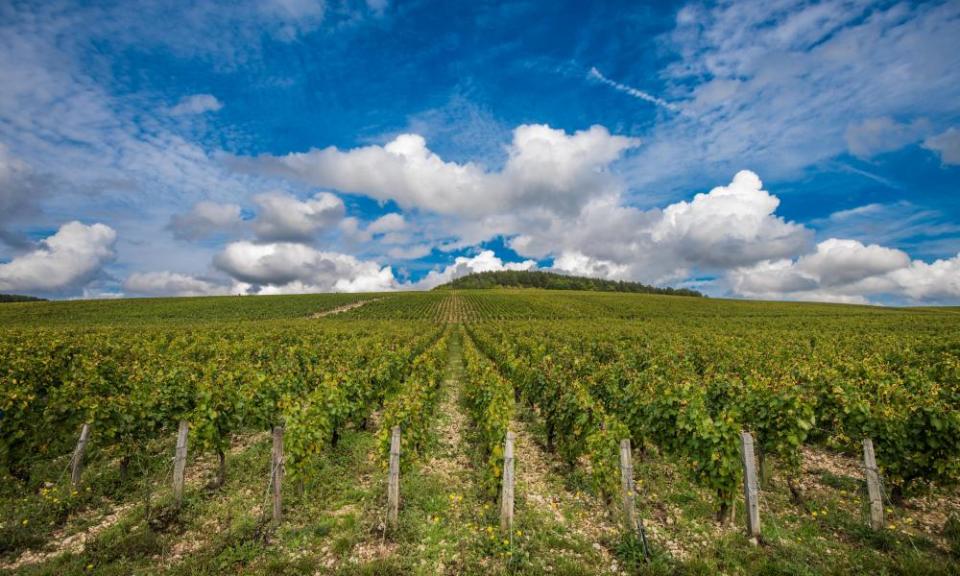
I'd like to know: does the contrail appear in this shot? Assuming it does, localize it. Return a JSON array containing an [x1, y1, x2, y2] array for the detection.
[[588, 67, 680, 112]]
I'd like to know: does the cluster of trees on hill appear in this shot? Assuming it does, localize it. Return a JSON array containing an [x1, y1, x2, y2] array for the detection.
[[0, 294, 46, 303], [433, 270, 704, 297]]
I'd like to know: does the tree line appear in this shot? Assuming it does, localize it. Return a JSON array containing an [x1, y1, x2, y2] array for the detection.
[[433, 270, 704, 297]]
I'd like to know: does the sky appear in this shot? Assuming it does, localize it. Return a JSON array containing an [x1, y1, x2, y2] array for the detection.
[[0, 0, 958, 305]]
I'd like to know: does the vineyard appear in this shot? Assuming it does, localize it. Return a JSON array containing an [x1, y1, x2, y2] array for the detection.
[[1, 290, 959, 575]]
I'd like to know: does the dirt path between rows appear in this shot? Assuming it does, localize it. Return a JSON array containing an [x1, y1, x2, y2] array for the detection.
[[0, 502, 135, 572], [410, 328, 479, 573], [460, 328, 622, 573], [511, 417, 622, 571], [345, 328, 479, 572], [310, 297, 383, 318]]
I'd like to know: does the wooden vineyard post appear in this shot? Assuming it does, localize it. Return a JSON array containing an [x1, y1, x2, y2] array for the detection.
[[272, 426, 284, 523], [619, 439, 651, 559], [619, 439, 638, 533], [500, 431, 515, 533], [387, 426, 401, 529], [862, 438, 884, 530], [739, 432, 761, 543], [172, 420, 189, 509], [70, 423, 91, 487]]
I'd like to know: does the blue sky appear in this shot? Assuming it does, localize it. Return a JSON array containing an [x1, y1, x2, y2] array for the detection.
[[1, 0, 958, 304]]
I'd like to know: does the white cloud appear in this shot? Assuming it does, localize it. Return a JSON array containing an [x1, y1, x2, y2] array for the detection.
[[367, 213, 406, 234], [552, 251, 629, 279], [625, 0, 960, 189], [338, 216, 372, 244], [253, 124, 639, 216], [0, 143, 28, 186], [923, 127, 960, 166], [0, 221, 116, 294], [651, 170, 811, 268], [365, 0, 388, 15], [506, 170, 811, 284], [387, 244, 432, 260], [888, 256, 960, 301], [169, 94, 223, 116], [811, 202, 960, 256], [252, 191, 345, 242], [587, 67, 680, 112], [0, 143, 46, 247], [729, 238, 960, 304], [414, 250, 537, 289], [844, 117, 929, 159], [168, 201, 245, 241], [123, 271, 233, 297], [213, 240, 397, 293], [259, 0, 326, 41], [0, 4, 266, 283], [796, 239, 910, 286]]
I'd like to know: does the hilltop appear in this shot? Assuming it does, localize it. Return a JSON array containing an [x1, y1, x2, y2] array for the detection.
[[432, 270, 704, 297], [0, 294, 46, 303]]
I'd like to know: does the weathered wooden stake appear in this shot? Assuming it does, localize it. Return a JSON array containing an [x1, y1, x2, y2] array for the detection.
[[619, 439, 651, 559], [619, 439, 638, 533], [172, 420, 189, 508], [862, 438, 884, 530], [500, 431, 515, 532], [272, 426, 284, 523], [739, 431, 760, 543], [387, 426, 401, 528], [70, 423, 91, 487]]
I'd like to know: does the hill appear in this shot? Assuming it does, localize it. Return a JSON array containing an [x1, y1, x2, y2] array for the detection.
[[432, 270, 704, 297], [0, 293, 46, 303]]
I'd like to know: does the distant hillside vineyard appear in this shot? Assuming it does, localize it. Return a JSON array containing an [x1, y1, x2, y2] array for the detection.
[[432, 270, 703, 297]]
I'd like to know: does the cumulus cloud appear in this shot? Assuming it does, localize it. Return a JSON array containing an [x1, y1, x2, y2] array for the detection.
[[844, 117, 929, 159], [214, 240, 396, 293], [414, 250, 536, 289], [552, 251, 629, 279], [367, 213, 406, 234], [169, 94, 223, 116], [123, 271, 233, 297], [506, 170, 812, 284], [923, 127, 960, 166], [729, 239, 960, 304], [0, 221, 116, 294], [888, 256, 960, 301], [252, 124, 638, 216], [337, 217, 372, 244], [795, 239, 910, 286], [251, 191, 345, 242], [168, 201, 245, 241], [651, 170, 811, 268]]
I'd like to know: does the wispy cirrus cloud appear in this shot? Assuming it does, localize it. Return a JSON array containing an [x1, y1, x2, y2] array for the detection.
[[587, 67, 680, 112], [621, 0, 960, 192]]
